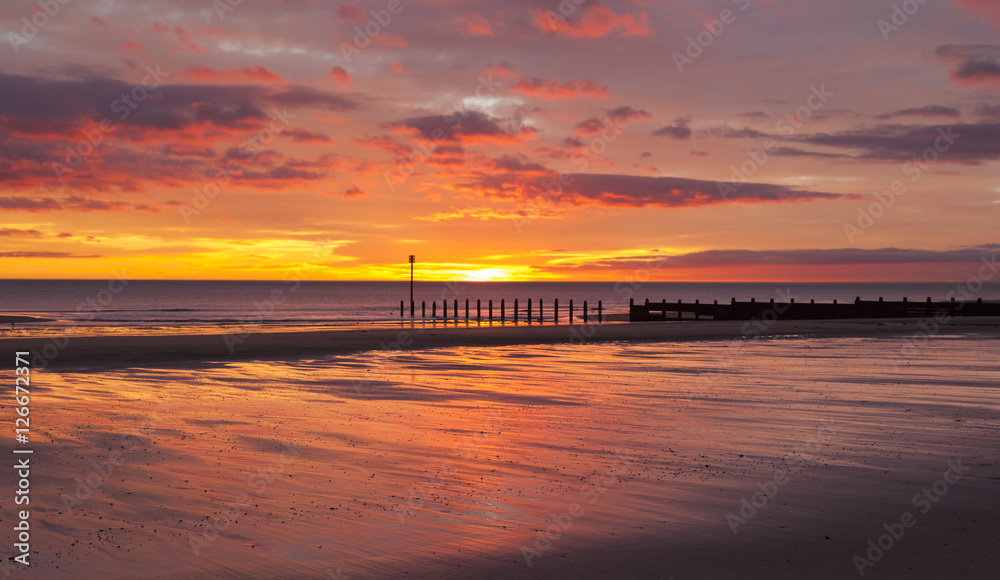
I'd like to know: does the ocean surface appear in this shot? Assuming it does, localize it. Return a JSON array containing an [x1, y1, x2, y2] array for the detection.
[[2, 280, 999, 334]]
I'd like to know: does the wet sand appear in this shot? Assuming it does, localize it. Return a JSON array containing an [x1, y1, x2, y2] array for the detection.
[[4, 317, 1000, 370], [3, 330, 998, 579]]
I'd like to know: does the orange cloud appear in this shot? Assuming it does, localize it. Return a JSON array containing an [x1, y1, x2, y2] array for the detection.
[[483, 62, 518, 79], [117, 41, 146, 57], [532, 3, 650, 38], [954, 0, 1000, 27], [335, 185, 367, 198], [181, 66, 284, 83], [509, 78, 610, 100], [0, 196, 160, 213], [457, 12, 494, 36], [413, 206, 558, 222], [336, 3, 363, 21], [329, 66, 353, 87], [283, 128, 333, 143]]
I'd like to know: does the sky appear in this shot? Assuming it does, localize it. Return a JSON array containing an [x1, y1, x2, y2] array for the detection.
[[0, 0, 998, 282]]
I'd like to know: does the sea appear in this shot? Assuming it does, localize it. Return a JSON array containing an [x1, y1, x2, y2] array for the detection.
[[2, 279, 999, 335]]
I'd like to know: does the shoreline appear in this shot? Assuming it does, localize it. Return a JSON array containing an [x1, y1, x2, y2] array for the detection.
[[4, 317, 999, 370]]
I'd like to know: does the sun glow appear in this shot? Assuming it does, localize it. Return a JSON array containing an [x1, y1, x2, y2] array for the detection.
[[459, 268, 513, 281]]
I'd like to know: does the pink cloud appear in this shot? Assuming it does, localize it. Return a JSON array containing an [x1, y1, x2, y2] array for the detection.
[[954, 0, 1000, 27], [457, 12, 494, 36], [284, 128, 333, 143], [484, 62, 518, 79], [329, 66, 353, 87], [181, 66, 284, 83], [532, 3, 650, 38], [509, 78, 610, 100], [336, 3, 363, 21]]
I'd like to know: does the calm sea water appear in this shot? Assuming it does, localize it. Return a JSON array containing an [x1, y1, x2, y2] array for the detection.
[[2, 280, 999, 332]]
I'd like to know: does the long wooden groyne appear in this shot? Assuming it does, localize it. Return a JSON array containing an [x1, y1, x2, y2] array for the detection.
[[401, 299, 604, 322], [628, 297, 1000, 321], [398, 296, 1000, 323]]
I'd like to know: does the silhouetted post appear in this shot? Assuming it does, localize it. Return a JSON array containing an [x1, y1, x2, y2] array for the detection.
[[598, 300, 602, 322], [454, 299, 458, 320], [477, 299, 481, 322], [528, 298, 532, 322], [489, 299, 493, 321], [501, 299, 505, 320], [539, 299, 543, 322], [432, 301, 436, 318], [661, 298, 667, 321], [514, 298, 519, 322], [443, 299, 448, 318], [465, 299, 469, 320], [695, 299, 699, 320], [411, 300, 414, 317], [713, 299, 718, 319], [409, 255, 414, 312], [583, 301, 588, 323], [569, 299, 574, 322], [400, 300, 404, 317], [421, 301, 425, 317], [554, 299, 559, 323]]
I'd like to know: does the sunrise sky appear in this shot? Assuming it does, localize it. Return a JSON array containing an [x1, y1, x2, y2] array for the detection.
[[1, 0, 998, 281]]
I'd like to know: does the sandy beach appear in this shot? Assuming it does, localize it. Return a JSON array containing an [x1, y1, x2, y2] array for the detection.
[[2, 321, 998, 578]]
